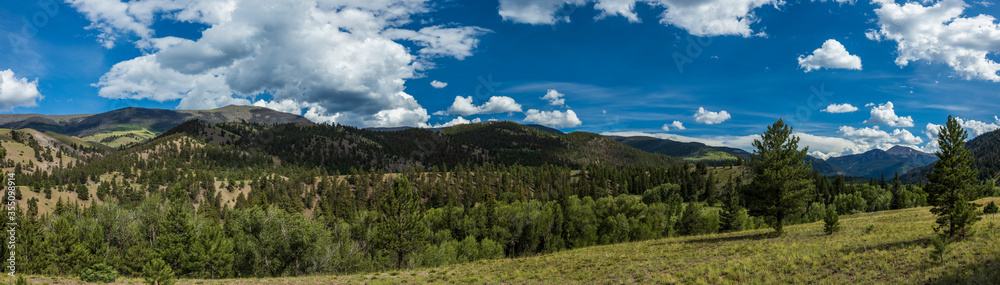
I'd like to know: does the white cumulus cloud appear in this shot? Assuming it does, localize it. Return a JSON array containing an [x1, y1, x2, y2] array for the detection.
[[863, 102, 914, 127], [445, 96, 523, 116], [524, 109, 582, 128], [694, 107, 731, 124], [822, 103, 859, 113], [925, 117, 1000, 145], [430, 80, 448, 89], [839, 126, 923, 154], [868, 0, 1000, 82], [798, 39, 862, 72], [661, 121, 685, 131], [541, 89, 566, 106], [0, 69, 43, 112], [432, 116, 482, 128], [498, 0, 781, 37], [72, 0, 489, 128], [602, 125, 929, 160]]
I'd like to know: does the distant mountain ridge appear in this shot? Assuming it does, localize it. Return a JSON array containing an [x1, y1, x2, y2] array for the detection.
[[607, 135, 847, 176], [0, 105, 312, 137], [828, 146, 937, 179], [606, 135, 742, 161]]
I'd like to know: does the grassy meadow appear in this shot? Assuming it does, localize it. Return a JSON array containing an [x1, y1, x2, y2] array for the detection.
[[18, 199, 1000, 285]]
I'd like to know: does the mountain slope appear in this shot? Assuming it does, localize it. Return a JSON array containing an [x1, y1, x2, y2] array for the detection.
[[0, 129, 105, 172], [804, 156, 848, 176]]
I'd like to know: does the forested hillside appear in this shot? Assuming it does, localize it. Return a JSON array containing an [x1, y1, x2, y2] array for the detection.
[[903, 128, 1000, 182], [1, 118, 996, 284], [163, 120, 680, 172]]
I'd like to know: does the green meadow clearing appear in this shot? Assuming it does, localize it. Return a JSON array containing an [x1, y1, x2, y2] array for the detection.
[[20, 199, 1000, 285]]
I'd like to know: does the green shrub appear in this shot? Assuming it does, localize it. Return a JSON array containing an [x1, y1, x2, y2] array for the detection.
[[984, 201, 998, 214], [864, 224, 876, 234], [479, 238, 504, 260], [805, 202, 827, 223], [833, 193, 867, 215], [80, 263, 119, 283]]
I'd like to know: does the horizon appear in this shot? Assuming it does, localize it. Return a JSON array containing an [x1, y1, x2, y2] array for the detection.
[[2, 0, 1000, 159]]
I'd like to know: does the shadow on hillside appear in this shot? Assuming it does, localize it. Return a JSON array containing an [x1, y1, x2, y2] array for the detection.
[[931, 255, 1000, 284], [682, 232, 776, 244], [841, 237, 930, 254]]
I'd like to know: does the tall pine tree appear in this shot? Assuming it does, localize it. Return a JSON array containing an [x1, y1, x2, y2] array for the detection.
[[376, 178, 428, 269], [744, 119, 814, 235], [926, 116, 980, 239]]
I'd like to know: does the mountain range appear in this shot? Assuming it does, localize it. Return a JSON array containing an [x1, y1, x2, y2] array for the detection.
[[3, 105, 998, 180], [0, 105, 310, 137], [159, 119, 678, 172], [826, 146, 938, 179], [0, 105, 311, 148]]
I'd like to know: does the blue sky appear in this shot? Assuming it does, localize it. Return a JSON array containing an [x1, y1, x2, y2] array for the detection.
[[1, 0, 1000, 158]]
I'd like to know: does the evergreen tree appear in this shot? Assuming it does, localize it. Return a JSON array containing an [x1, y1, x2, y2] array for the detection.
[[926, 116, 980, 239], [983, 201, 998, 214], [143, 258, 176, 285], [744, 119, 814, 235], [823, 205, 840, 235], [77, 184, 90, 201], [678, 202, 702, 236], [891, 173, 903, 210], [376, 178, 428, 269], [188, 222, 234, 278], [719, 190, 743, 232], [156, 200, 194, 273]]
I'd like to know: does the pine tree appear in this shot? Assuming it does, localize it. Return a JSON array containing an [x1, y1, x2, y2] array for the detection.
[[678, 202, 703, 236], [156, 201, 194, 273], [823, 205, 840, 235], [719, 189, 743, 232], [983, 201, 998, 214], [744, 119, 814, 235], [376, 178, 428, 269], [143, 258, 176, 285], [77, 184, 90, 201], [891, 173, 904, 209], [926, 116, 980, 239]]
